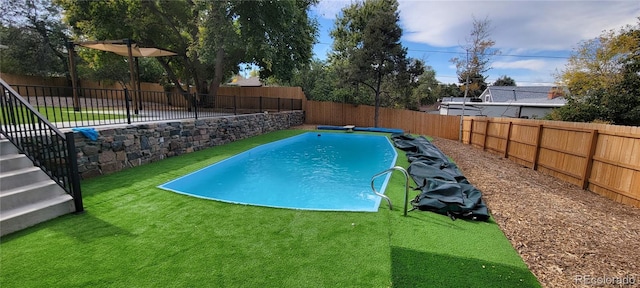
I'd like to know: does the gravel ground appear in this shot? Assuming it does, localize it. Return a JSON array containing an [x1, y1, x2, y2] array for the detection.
[[431, 137, 640, 288]]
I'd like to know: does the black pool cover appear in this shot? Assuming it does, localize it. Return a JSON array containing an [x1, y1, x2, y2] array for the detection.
[[392, 134, 490, 221]]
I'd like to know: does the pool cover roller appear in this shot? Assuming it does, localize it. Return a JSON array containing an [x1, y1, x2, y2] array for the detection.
[[391, 133, 490, 221], [317, 125, 404, 134]]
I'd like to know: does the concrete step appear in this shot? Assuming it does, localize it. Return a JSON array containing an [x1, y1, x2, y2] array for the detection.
[[0, 194, 75, 237], [0, 153, 34, 173], [0, 166, 51, 191], [1, 180, 67, 211], [0, 138, 20, 156], [0, 134, 77, 237]]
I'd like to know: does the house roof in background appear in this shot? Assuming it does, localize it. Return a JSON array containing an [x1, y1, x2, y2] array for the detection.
[[440, 97, 472, 103], [483, 86, 566, 104], [226, 76, 262, 87]]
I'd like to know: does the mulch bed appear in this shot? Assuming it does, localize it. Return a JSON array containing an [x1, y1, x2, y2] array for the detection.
[[431, 137, 640, 288]]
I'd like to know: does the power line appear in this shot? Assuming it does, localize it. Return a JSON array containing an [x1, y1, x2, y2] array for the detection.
[[316, 42, 564, 85], [437, 74, 558, 85], [408, 48, 570, 59], [315, 42, 571, 59]]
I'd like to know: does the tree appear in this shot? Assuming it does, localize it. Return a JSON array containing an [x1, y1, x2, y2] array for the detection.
[[57, 0, 318, 102], [411, 66, 440, 106], [330, 0, 421, 126], [552, 19, 640, 125], [0, 0, 69, 77], [76, 48, 129, 87], [493, 75, 516, 86], [611, 49, 640, 125], [450, 16, 500, 98], [435, 83, 463, 100], [289, 58, 344, 102]]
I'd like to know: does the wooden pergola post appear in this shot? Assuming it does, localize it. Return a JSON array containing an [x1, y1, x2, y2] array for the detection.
[[125, 39, 138, 114], [67, 41, 80, 112]]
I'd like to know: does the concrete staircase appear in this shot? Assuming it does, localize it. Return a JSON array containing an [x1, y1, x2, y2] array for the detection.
[[0, 137, 75, 237]]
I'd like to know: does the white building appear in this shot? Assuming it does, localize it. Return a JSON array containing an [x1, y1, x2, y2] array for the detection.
[[439, 86, 566, 118]]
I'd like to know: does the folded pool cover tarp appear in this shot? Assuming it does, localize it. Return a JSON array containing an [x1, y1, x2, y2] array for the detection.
[[391, 133, 490, 221]]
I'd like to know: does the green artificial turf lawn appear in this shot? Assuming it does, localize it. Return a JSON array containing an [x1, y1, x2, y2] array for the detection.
[[0, 130, 540, 288], [0, 106, 127, 124]]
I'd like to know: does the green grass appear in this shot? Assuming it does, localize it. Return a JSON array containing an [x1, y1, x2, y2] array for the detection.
[[0, 106, 127, 124], [0, 130, 540, 287]]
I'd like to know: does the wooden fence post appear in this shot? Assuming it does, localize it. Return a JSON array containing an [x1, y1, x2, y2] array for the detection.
[[581, 129, 599, 189], [532, 124, 544, 170], [468, 118, 474, 145], [482, 119, 489, 150], [504, 121, 512, 158]]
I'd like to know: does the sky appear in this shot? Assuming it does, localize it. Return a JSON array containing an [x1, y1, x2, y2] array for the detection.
[[309, 0, 640, 86]]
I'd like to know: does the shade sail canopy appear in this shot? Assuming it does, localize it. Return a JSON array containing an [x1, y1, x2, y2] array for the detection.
[[78, 42, 177, 57], [67, 39, 178, 113]]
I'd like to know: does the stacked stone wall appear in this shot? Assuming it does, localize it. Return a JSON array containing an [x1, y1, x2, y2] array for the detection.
[[73, 111, 304, 179]]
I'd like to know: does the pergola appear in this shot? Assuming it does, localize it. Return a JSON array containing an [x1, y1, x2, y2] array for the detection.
[[67, 39, 177, 111]]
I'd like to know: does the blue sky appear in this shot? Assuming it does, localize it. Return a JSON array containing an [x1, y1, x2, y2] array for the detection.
[[309, 0, 640, 86]]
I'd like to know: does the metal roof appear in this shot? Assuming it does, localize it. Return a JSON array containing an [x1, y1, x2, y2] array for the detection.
[[481, 86, 566, 104]]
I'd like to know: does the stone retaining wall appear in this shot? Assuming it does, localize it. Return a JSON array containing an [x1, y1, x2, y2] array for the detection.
[[73, 111, 304, 179]]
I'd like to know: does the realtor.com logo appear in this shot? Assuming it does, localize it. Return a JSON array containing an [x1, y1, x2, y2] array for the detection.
[[574, 274, 636, 286]]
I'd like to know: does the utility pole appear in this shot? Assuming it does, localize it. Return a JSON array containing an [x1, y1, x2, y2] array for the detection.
[[459, 49, 470, 142]]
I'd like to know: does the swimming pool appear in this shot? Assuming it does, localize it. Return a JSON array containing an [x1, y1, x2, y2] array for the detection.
[[158, 132, 398, 211]]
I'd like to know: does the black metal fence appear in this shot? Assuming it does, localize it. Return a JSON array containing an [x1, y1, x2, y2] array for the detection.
[[1, 79, 83, 213], [9, 84, 303, 129]]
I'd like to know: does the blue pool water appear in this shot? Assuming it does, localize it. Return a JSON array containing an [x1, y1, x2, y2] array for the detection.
[[158, 132, 398, 211]]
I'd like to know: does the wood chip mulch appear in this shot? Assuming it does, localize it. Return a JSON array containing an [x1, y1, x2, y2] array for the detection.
[[431, 137, 640, 288]]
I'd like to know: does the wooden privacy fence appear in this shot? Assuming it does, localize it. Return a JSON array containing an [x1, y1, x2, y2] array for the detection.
[[303, 100, 460, 140], [1, 73, 307, 102], [462, 116, 640, 208]]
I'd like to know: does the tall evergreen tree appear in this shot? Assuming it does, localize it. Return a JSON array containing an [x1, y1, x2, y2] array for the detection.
[[493, 75, 516, 86], [329, 0, 421, 126]]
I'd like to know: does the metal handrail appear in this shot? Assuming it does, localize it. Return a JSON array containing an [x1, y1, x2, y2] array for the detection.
[[370, 166, 410, 216], [0, 78, 84, 213]]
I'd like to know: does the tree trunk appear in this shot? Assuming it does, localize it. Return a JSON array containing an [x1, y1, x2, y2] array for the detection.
[[157, 58, 195, 111], [374, 71, 383, 128], [208, 47, 226, 102], [157, 59, 185, 93]]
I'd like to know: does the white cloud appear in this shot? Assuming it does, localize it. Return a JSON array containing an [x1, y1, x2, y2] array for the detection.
[[492, 59, 547, 71], [312, 0, 353, 19], [399, 1, 640, 51], [312, 0, 639, 85]]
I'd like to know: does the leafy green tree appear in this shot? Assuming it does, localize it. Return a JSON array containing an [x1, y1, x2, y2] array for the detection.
[[493, 75, 516, 86], [552, 19, 640, 125], [0, 0, 69, 77], [329, 0, 421, 126], [391, 58, 426, 110], [411, 66, 440, 106], [450, 16, 500, 98], [137, 57, 165, 83], [457, 71, 487, 98], [57, 0, 318, 101], [290, 59, 357, 102], [75, 48, 129, 87], [435, 83, 463, 100], [610, 51, 640, 125]]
